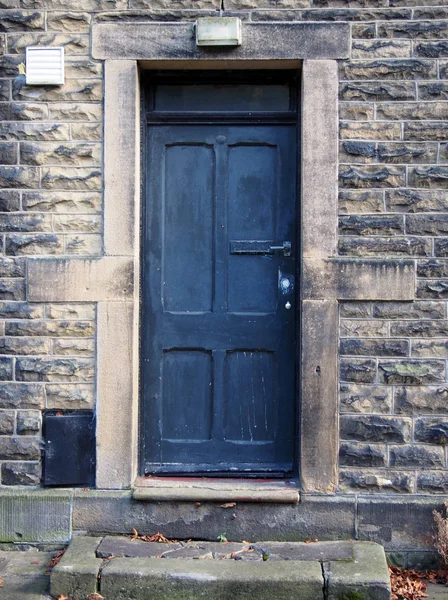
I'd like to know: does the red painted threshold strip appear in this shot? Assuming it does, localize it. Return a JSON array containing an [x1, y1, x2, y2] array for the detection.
[[132, 477, 300, 503]]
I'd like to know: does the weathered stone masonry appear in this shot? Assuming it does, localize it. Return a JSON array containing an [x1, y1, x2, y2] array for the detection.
[[0, 0, 448, 508]]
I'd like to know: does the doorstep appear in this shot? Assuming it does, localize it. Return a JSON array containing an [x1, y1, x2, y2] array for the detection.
[[50, 536, 391, 600], [132, 477, 300, 503]]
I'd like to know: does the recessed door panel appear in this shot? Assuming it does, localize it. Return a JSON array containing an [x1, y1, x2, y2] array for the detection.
[[143, 119, 297, 474]]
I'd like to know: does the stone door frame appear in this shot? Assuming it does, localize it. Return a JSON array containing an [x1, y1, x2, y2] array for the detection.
[[27, 21, 415, 493]]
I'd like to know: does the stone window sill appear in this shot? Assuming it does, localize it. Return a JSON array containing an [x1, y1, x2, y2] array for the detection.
[[132, 477, 300, 503]]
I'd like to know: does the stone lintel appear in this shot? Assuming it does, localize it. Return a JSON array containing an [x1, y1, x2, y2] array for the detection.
[[303, 258, 415, 302], [92, 22, 350, 61], [27, 257, 133, 303]]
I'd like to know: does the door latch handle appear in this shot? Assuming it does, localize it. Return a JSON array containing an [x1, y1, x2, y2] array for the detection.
[[269, 241, 291, 257]]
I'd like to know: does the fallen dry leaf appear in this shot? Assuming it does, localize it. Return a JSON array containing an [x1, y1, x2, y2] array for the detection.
[[86, 594, 104, 600], [219, 502, 236, 509], [130, 529, 176, 543], [388, 566, 445, 600], [47, 549, 66, 570], [0, 578, 3, 588], [57, 595, 69, 600]]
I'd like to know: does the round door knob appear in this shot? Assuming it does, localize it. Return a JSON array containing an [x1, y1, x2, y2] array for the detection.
[[285, 301, 292, 310]]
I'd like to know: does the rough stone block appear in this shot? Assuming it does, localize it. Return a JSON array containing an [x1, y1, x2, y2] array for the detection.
[[0, 122, 70, 142], [0, 357, 13, 380], [340, 358, 376, 383], [0, 80, 10, 101], [339, 236, 431, 256], [405, 122, 448, 141], [45, 383, 95, 409], [0, 410, 14, 434], [373, 301, 445, 320], [0, 102, 48, 121], [409, 166, 448, 189], [419, 82, 448, 101], [390, 320, 448, 337], [417, 280, 448, 299], [48, 102, 102, 121], [47, 11, 91, 32], [131, 0, 219, 6], [0, 301, 42, 319], [46, 303, 96, 320], [41, 167, 102, 191], [415, 41, 448, 58], [378, 20, 448, 39], [377, 102, 448, 120], [340, 415, 411, 443], [417, 473, 448, 493], [340, 383, 392, 414], [16, 410, 41, 435], [70, 123, 102, 141], [339, 103, 374, 121], [352, 23, 376, 39], [340, 302, 371, 318], [338, 190, 383, 214], [340, 59, 436, 80], [22, 191, 101, 213], [20, 142, 102, 167], [0, 10, 44, 32], [340, 338, 409, 357], [340, 121, 402, 140], [301, 8, 410, 20], [7, 33, 89, 55], [389, 445, 445, 469], [0, 437, 39, 460], [339, 469, 414, 493], [412, 339, 448, 358], [0, 337, 51, 356], [0, 142, 18, 165], [415, 418, 448, 444], [50, 536, 102, 600], [0, 213, 52, 232], [386, 189, 448, 213], [378, 359, 445, 384], [396, 386, 448, 415], [339, 442, 387, 467], [0, 383, 44, 408], [0, 258, 25, 278], [0, 191, 21, 212], [5, 233, 63, 255], [0, 166, 39, 188], [13, 80, 102, 103], [5, 319, 95, 337], [339, 165, 406, 188], [0, 278, 25, 300], [53, 339, 95, 356], [65, 233, 102, 255], [15, 357, 94, 383], [0, 489, 72, 542], [339, 214, 403, 235], [417, 260, 448, 278], [352, 39, 411, 58], [341, 141, 436, 164], [1, 461, 40, 486], [340, 80, 416, 101]]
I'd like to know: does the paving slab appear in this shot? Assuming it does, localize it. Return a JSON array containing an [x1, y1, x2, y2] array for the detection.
[[427, 582, 448, 599], [0, 548, 55, 600], [97, 535, 182, 558], [100, 558, 324, 600]]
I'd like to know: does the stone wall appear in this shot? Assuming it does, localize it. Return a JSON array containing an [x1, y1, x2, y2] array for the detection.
[[0, 0, 448, 492]]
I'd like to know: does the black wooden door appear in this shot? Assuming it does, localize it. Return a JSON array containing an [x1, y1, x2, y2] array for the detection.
[[142, 123, 297, 475]]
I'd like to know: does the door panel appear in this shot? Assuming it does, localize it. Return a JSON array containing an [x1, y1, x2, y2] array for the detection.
[[142, 123, 297, 474]]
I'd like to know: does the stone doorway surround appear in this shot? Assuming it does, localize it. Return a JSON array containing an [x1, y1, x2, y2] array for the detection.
[[26, 21, 415, 494]]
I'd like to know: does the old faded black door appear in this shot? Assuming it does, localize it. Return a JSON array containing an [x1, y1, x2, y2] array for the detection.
[[142, 80, 297, 475]]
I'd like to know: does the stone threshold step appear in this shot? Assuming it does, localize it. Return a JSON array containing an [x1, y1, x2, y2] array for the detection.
[[132, 477, 300, 503], [50, 536, 391, 600]]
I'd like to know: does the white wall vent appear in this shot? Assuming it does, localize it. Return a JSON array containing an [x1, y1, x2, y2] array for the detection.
[[26, 47, 65, 85]]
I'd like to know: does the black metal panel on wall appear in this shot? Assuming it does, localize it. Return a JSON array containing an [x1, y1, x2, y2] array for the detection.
[[43, 412, 95, 487]]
